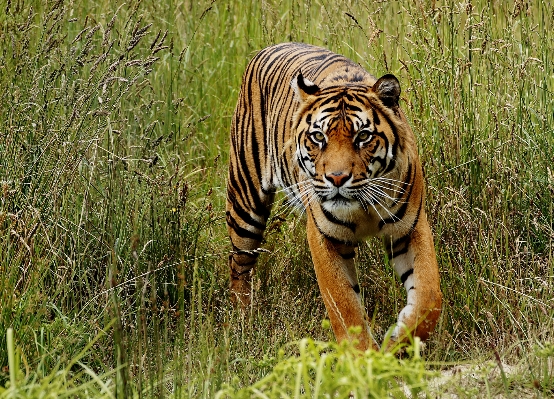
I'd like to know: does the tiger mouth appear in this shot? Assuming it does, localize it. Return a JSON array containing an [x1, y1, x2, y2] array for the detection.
[[324, 193, 355, 206]]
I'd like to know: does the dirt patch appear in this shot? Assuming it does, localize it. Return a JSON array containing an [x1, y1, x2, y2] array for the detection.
[[426, 361, 539, 398]]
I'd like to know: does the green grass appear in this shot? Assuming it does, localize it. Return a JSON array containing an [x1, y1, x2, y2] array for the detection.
[[216, 335, 434, 398], [1, 0, 553, 397]]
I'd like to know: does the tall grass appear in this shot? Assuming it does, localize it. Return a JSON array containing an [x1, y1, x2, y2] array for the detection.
[[1, 0, 553, 397]]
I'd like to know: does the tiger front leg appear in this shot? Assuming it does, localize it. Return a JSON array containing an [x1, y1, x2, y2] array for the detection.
[[385, 212, 442, 349], [306, 212, 378, 351]]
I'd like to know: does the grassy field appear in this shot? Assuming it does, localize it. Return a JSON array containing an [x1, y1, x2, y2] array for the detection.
[[1, 0, 553, 397]]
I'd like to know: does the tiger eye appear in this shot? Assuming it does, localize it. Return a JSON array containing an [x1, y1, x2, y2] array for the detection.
[[357, 130, 370, 141], [312, 131, 325, 142]]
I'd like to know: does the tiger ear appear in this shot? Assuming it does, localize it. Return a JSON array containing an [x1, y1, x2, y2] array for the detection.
[[291, 72, 320, 101], [373, 74, 401, 108]]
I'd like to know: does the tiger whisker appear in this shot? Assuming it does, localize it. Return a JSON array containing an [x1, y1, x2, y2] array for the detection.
[[358, 197, 369, 213], [305, 191, 319, 209], [298, 189, 319, 216], [360, 187, 400, 222], [370, 178, 408, 192], [370, 183, 406, 195], [282, 181, 320, 215], [372, 175, 409, 184], [284, 194, 305, 211], [360, 177, 410, 204], [362, 193, 386, 223], [274, 180, 311, 195], [349, 184, 404, 197], [363, 184, 397, 202], [295, 192, 316, 211], [276, 181, 311, 205]]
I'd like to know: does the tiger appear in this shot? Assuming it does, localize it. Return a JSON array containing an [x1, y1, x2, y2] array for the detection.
[[226, 42, 442, 350]]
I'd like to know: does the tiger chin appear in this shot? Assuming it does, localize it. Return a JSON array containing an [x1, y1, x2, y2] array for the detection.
[[226, 42, 442, 351]]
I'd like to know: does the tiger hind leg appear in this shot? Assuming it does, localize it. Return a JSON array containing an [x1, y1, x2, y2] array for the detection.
[[226, 184, 273, 307]]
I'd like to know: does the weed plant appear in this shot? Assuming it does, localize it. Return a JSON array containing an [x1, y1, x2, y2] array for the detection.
[[0, 0, 553, 398]]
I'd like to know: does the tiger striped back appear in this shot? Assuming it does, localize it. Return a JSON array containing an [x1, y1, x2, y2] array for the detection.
[[227, 42, 441, 351]]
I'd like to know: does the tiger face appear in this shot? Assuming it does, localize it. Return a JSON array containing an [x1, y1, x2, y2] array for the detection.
[[292, 73, 407, 223]]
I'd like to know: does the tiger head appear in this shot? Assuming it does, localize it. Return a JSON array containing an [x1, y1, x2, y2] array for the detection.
[[291, 72, 414, 218]]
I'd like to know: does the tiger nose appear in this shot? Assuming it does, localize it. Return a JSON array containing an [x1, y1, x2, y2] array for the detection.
[[325, 172, 351, 187]]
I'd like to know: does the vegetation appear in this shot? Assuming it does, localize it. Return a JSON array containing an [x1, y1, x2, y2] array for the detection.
[[1, 0, 552, 397]]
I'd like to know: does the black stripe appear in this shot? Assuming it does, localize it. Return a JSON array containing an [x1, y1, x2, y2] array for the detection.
[[231, 268, 253, 277], [408, 199, 423, 235], [352, 284, 360, 294], [297, 144, 313, 176], [383, 158, 396, 176], [344, 103, 362, 112], [321, 106, 339, 114], [227, 213, 264, 241], [226, 201, 266, 230], [386, 234, 411, 258], [231, 258, 257, 267], [261, 186, 275, 196], [228, 167, 271, 220], [245, 87, 264, 190], [340, 252, 356, 259], [311, 213, 355, 246], [372, 109, 380, 125], [317, 94, 343, 108], [400, 269, 414, 285], [230, 62, 273, 220], [321, 207, 356, 232], [350, 177, 366, 184], [389, 246, 409, 259], [370, 155, 387, 172], [392, 234, 411, 249], [350, 92, 367, 105], [312, 53, 352, 76], [381, 114, 400, 174], [230, 243, 260, 259], [326, 235, 354, 246]]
